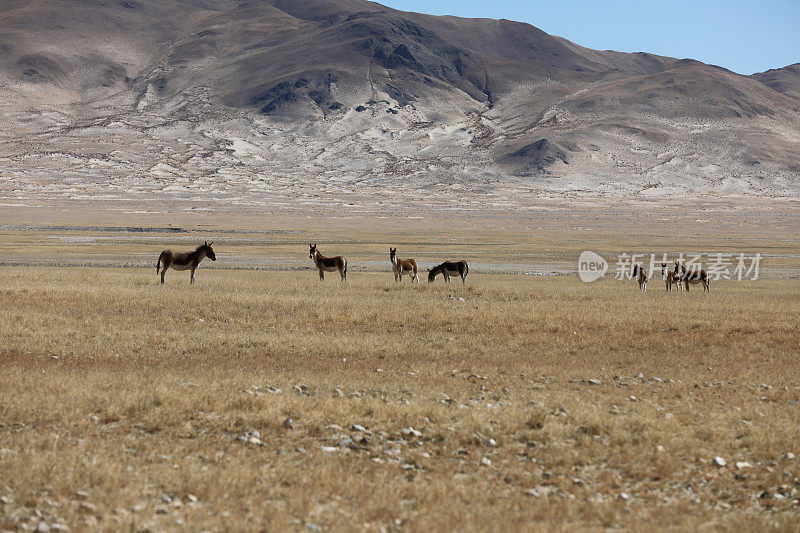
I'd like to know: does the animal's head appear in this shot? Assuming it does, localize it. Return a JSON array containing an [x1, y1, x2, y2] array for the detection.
[[427, 268, 435, 283], [390, 247, 396, 259], [631, 264, 639, 277], [674, 261, 681, 274], [204, 241, 216, 261], [309, 243, 317, 259]]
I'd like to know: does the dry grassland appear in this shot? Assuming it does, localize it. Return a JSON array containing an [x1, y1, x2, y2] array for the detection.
[[2, 263, 800, 531]]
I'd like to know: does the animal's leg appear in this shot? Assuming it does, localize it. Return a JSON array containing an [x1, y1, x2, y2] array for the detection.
[[319, 269, 324, 281], [190, 266, 196, 285], [161, 266, 166, 285]]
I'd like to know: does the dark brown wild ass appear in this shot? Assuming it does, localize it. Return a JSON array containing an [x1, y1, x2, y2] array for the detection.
[[309, 244, 347, 281], [662, 262, 682, 291], [157, 241, 216, 284], [428, 261, 469, 284], [632, 264, 648, 291], [677, 262, 710, 292], [390, 247, 419, 283]]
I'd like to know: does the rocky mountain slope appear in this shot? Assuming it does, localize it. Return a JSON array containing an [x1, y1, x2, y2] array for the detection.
[[1, 0, 798, 209]]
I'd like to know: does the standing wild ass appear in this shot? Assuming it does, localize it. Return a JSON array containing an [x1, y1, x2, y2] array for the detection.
[[677, 262, 710, 292], [309, 244, 347, 281], [157, 241, 216, 284], [632, 264, 648, 291], [662, 262, 682, 291], [390, 248, 419, 283]]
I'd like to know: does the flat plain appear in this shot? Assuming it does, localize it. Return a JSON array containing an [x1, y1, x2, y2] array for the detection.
[[1, 203, 800, 531]]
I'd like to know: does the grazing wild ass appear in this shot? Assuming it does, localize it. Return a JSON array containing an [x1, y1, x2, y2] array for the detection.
[[309, 244, 347, 281], [632, 264, 648, 291], [677, 262, 710, 292], [662, 262, 682, 291], [428, 260, 469, 284], [156, 241, 216, 285], [390, 247, 419, 283]]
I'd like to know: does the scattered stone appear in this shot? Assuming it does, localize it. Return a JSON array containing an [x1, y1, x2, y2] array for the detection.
[[50, 525, 70, 532], [786, 452, 795, 460], [487, 438, 497, 448], [618, 492, 630, 501], [735, 461, 752, 469], [332, 388, 343, 397], [524, 488, 540, 497], [636, 373, 644, 379], [760, 491, 771, 499], [480, 456, 492, 466], [713, 456, 727, 467], [187, 494, 198, 503], [350, 424, 367, 432], [376, 369, 383, 373], [155, 507, 168, 514], [656, 445, 666, 453], [266, 386, 282, 394], [629, 395, 637, 402], [0, 496, 10, 505], [338, 438, 354, 448], [79, 502, 97, 514], [588, 379, 601, 385], [609, 405, 621, 415], [36, 522, 50, 533], [90, 415, 99, 424], [321, 446, 338, 453], [306, 523, 321, 532], [283, 418, 294, 429], [401, 427, 422, 438]]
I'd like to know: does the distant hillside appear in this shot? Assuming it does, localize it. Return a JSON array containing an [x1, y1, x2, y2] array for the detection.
[[0, 0, 798, 205]]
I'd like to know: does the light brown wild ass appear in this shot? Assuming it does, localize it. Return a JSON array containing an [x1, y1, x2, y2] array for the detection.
[[428, 260, 469, 284], [662, 262, 683, 291], [390, 247, 419, 283], [632, 264, 648, 291], [309, 244, 347, 281], [678, 262, 710, 292], [157, 241, 216, 284]]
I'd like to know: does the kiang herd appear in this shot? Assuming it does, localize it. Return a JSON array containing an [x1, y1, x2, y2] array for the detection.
[[156, 242, 707, 292], [632, 261, 710, 292], [155, 242, 469, 285]]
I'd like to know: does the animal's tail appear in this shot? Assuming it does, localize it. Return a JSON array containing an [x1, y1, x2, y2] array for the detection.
[[344, 258, 348, 278], [156, 251, 163, 274]]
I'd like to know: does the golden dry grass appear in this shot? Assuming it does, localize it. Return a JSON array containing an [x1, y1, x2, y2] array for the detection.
[[2, 265, 800, 531]]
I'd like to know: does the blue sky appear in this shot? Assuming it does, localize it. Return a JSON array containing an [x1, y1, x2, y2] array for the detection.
[[379, 0, 799, 75]]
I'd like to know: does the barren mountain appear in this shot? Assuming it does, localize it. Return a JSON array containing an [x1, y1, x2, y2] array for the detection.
[[1, 0, 798, 210]]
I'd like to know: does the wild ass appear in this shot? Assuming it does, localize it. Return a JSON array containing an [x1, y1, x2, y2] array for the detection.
[[428, 260, 469, 284], [156, 241, 216, 285], [677, 262, 710, 292], [309, 244, 347, 281], [662, 262, 682, 291], [632, 264, 648, 291], [390, 247, 419, 283]]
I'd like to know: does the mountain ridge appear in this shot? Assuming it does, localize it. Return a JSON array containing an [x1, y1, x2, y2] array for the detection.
[[0, 0, 798, 205]]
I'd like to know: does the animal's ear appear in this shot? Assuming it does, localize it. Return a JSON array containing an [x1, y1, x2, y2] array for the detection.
[[205, 241, 208, 245], [209, 241, 213, 246]]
